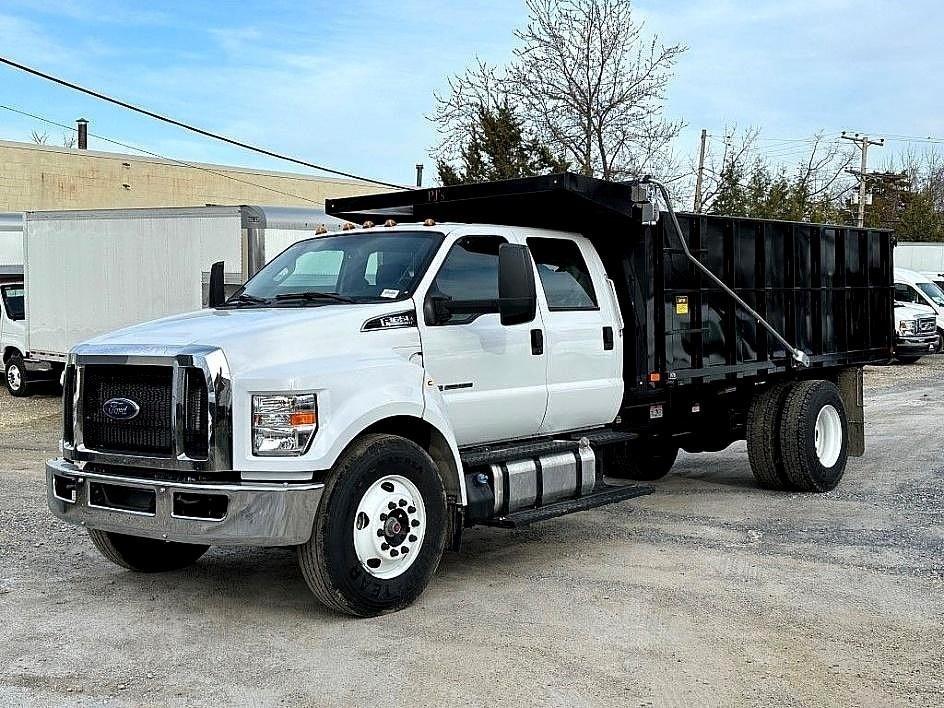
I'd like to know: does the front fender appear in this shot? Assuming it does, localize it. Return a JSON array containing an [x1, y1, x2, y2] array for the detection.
[[233, 352, 428, 479]]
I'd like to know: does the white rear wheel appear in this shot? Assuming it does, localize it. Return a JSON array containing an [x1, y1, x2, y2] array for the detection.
[[814, 404, 843, 468]]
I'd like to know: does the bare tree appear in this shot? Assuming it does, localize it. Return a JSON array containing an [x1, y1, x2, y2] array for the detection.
[[62, 132, 76, 149], [30, 130, 49, 145], [511, 0, 686, 180], [696, 125, 761, 209], [429, 0, 685, 183], [430, 60, 511, 170]]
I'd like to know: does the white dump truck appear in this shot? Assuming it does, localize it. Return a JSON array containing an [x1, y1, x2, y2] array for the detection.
[[7, 205, 344, 395], [46, 174, 894, 616]]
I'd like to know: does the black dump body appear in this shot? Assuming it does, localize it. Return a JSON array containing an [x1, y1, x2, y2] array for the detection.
[[328, 173, 894, 427]]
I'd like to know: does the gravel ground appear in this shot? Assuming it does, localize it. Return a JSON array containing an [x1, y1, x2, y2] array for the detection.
[[1, 360, 942, 707]]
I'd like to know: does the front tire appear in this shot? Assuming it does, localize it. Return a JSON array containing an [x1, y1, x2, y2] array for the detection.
[[4, 353, 29, 397], [779, 380, 848, 492], [297, 434, 447, 617], [88, 530, 209, 572]]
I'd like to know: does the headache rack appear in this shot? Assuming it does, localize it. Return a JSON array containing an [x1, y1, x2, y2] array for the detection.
[[327, 172, 895, 389]]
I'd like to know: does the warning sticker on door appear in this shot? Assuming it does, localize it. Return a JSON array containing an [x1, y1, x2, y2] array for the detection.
[[675, 295, 689, 315]]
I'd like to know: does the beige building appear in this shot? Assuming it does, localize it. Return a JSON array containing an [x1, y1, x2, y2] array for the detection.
[[0, 139, 383, 212]]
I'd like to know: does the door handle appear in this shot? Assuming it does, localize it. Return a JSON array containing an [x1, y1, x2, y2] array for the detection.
[[603, 326, 614, 351], [530, 329, 544, 355]]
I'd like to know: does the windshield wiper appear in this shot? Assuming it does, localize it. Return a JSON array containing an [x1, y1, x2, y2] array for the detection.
[[274, 291, 355, 304], [222, 293, 271, 307]]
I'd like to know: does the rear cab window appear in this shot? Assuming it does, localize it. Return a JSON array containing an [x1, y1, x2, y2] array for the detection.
[[527, 237, 598, 311]]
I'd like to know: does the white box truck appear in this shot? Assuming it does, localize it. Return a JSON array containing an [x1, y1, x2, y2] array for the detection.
[[7, 205, 346, 396], [894, 241, 944, 290]]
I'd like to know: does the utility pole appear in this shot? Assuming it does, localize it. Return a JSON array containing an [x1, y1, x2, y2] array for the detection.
[[693, 128, 708, 212], [840, 132, 884, 227]]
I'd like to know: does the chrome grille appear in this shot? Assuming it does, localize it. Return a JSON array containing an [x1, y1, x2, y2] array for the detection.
[[64, 346, 232, 473]]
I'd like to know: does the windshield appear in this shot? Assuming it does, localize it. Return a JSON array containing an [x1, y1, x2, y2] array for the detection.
[[917, 281, 944, 308], [1, 285, 24, 321], [233, 230, 443, 305]]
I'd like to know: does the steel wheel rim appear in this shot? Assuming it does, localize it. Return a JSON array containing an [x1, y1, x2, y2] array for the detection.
[[814, 404, 842, 468], [6, 364, 20, 391], [352, 474, 426, 579]]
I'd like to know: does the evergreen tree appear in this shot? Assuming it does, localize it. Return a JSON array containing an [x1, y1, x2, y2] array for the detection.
[[437, 102, 569, 185]]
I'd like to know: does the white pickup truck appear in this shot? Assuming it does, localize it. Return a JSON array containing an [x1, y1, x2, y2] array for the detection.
[[46, 174, 893, 616]]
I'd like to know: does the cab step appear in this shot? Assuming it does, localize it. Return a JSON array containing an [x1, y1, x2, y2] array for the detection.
[[480, 483, 654, 529]]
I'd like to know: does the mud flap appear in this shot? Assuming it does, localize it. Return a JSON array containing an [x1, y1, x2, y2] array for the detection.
[[838, 367, 865, 456]]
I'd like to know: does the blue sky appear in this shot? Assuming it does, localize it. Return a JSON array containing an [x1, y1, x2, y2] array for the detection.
[[0, 0, 942, 188]]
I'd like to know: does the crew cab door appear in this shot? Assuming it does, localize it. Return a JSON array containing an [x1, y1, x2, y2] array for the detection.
[[526, 236, 623, 433], [418, 234, 547, 446]]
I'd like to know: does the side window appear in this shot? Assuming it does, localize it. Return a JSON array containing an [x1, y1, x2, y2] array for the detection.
[[894, 283, 917, 303], [1, 285, 25, 321], [427, 235, 506, 325], [527, 237, 598, 311]]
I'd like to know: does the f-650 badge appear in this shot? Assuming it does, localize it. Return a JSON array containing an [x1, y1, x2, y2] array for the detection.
[[102, 397, 140, 421]]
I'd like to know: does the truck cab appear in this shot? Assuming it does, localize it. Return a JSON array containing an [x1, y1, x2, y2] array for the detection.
[[894, 267, 944, 348], [1, 282, 26, 395], [893, 301, 939, 363], [46, 174, 891, 616]]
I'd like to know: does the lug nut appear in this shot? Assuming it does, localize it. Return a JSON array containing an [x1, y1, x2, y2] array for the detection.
[[376, 529, 384, 537], [407, 506, 416, 514], [390, 549, 399, 557], [408, 534, 417, 542], [398, 499, 407, 507], [401, 546, 409, 554], [381, 542, 389, 551], [411, 519, 420, 527], [388, 502, 396, 510], [379, 513, 387, 521]]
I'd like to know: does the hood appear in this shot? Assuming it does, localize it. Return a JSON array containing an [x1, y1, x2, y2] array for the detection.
[[80, 302, 418, 373], [894, 302, 936, 319]]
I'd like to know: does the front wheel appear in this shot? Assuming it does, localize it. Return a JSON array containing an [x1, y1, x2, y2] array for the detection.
[[297, 434, 447, 617], [4, 353, 29, 397], [779, 380, 848, 492], [88, 530, 209, 572]]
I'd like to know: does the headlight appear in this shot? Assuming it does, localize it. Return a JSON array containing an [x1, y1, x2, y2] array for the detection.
[[898, 320, 917, 335], [252, 393, 317, 456]]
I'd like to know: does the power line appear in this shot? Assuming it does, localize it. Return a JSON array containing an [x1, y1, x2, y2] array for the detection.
[[0, 103, 326, 206], [0, 55, 404, 189]]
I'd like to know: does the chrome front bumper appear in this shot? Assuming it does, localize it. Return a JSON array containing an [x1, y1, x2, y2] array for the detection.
[[46, 458, 324, 546]]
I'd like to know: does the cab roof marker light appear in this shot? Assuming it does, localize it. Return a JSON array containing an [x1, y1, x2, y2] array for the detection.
[[363, 220, 375, 229], [341, 222, 356, 231], [423, 218, 436, 227], [314, 224, 328, 235], [384, 219, 397, 227]]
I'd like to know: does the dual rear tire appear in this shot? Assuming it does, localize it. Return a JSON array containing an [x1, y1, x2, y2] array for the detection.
[[747, 379, 848, 492]]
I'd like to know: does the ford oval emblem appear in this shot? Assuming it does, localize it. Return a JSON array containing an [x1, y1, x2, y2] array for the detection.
[[102, 397, 141, 421]]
